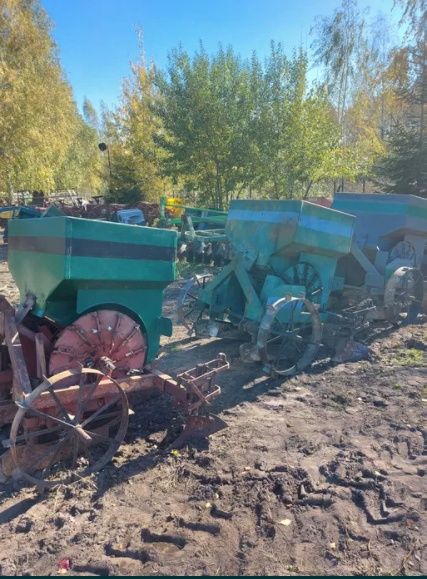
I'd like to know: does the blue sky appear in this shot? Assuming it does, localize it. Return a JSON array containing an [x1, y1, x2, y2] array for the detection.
[[41, 0, 403, 113]]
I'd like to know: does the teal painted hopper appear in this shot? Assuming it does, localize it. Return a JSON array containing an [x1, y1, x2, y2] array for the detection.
[[226, 199, 355, 266], [8, 216, 177, 362], [332, 193, 427, 245]]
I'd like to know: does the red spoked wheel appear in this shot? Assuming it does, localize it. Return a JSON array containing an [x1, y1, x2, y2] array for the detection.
[[49, 310, 147, 379]]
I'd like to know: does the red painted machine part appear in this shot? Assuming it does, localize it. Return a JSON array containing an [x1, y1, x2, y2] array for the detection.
[[49, 310, 147, 379]]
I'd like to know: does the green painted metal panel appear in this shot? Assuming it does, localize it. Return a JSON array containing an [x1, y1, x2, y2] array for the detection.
[[226, 199, 355, 262], [8, 216, 178, 363], [332, 193, 427, 247]]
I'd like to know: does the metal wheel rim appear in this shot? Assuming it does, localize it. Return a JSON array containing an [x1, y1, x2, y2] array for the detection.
[[10, 368, 129, 488], [176, 274, 212, 332], [384, 267, 424, 324], [257, 297, 323, 376]]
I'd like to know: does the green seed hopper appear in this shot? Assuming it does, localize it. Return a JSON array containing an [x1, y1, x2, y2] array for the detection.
[[177, 199, 363, 376], [8, 216, 177, 363], [224, 199, 355, 312]]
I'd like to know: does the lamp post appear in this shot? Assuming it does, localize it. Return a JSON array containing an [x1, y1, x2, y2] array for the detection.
[[98, 142, 113, 200], [98, 142, 112, 179]]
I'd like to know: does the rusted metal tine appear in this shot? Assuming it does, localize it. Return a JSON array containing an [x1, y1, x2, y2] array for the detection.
[[17, 325, 54, 354], [35, 334, 47, 379], [0, 296, 32, 400]]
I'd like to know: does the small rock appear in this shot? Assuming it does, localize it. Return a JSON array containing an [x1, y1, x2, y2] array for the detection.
[[298, 484, 307, 499], [16, 517, 33, 533], [373, 398, 388, 408]]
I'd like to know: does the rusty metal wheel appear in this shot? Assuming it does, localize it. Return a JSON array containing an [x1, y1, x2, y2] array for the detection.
[[9, 368, 128, 488], [384, 267, 424, 324], [176, 274, 212, 334], [49, 310, 147, 379], [257, 297, 323, 376]]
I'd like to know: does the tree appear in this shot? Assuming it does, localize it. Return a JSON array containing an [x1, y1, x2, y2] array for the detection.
[[0, 0, 103, 196], [55, 114, 103, 193], [311, 0, 366, 126], [375, 14, 427, 196], [101, 52, 169, 203], [154, 43, 253, 208], [394, 0, 426, 41], [83, 97, 100, 133], [375, 127, 426, 195]]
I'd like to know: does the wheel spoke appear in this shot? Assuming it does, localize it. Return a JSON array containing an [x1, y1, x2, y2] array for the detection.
[[48, 386, 72, 423], [277, 337, 293, 358], [84, 430, 117, 444], [75, 371, 86, 424], [80, 376, 102, 416], [80, 394, 121, 428], [25, 406, 73, 429], [12, 425, 61, 445]]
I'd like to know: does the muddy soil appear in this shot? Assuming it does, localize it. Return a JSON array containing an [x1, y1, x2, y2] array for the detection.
[[0, 248, 426, 576]]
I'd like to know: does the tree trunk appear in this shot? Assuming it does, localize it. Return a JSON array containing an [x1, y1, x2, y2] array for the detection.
[[304, 180, 313, 199], [215, 161, 222, 209], [273, 178, 279, 200]]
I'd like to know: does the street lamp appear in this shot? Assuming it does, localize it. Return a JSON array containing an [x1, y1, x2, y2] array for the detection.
[[98, 142, 112, 179]]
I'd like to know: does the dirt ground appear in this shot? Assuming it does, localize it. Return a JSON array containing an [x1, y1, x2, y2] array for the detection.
[[0, 247, 426, 576]]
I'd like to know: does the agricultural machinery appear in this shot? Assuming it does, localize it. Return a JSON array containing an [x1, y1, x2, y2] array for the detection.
[[0, 205, 45, 243], [332, 193, 427, 321], [158, 197, 230, 265], [0, 215, 228, 488], [177, 196, 426, 376]]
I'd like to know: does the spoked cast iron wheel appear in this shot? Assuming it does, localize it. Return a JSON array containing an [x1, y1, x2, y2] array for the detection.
[[49, 310, 147, 380], [176, 274, 212, 334], [10, 368, 128, 488], [384, 266, 424, 324], [258, 297, 323, 376]]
